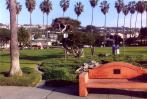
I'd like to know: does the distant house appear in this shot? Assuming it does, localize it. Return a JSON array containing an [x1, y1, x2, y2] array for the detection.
[[0, 23, 9, 29]]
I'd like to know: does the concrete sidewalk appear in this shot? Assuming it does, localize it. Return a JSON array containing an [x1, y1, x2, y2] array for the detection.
[[0, 86, 147, 99]]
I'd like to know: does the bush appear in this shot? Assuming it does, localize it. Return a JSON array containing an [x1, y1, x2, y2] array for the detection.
[[43, 68, 75, 81], [39, 58, 86, 83]]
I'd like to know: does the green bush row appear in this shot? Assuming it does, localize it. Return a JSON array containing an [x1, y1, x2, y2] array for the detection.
[[39, 54, 144, 86]]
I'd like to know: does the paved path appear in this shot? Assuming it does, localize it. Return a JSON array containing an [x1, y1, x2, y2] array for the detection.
[[0, 86, 147, 99]]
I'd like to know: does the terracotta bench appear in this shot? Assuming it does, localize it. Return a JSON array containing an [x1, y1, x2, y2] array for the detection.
[[79, 62, 147, 96]]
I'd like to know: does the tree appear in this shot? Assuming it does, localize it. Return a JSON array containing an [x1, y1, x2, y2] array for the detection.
[[128, 1, 136, 37], [135, 1, 139, 31], [25, 0, 36, 40], [122, 5, 129, 55], [60, 0, 70, 17], [123, 5, 129, 32], [100, 0, 109, 47], [144, 1, 147, 27], [52, 17, 80, 33], [136, 1, 145, 28], [52, 17, 84, 58], [6, 0, 22, 27], [0, 28, 10, 48], [9, 0, 22, 76], [18, 27, 29, 48], [74, 2, 84, 20], [16, 2, 22, 27], [34, 32, 42, 39], [89, 0, 99, 56], [0, 28, 10, 38], [40, 0, 46, 31], [44, 0, 52, 28], [115, 0, 124, 44]]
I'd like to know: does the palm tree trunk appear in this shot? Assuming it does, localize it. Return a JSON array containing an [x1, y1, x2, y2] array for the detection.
[[135, 12, 138, 32], [141, 13, 143, 28], [104, 14, 107, 47], [91, 7, 95, 56], [91, 8, 94, 28], [117, 14, 120, 34], [30, 12, 32, 41], [130, 14, 132, 37], [123, 16, 126, 56], [77, 15, 79, 20], [63, 11, 64, 17], [116, 13, 120, 45], [146, 11, 147, 27], [47, 14, 49, 28], [9, 0, 22, 76], [43, 13, 45, 35]]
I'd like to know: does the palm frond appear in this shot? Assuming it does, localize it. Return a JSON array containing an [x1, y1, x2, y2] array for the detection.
[[74, 2, 84, 17], [100, 0, 109, 15], [25, 0, 36, 13]]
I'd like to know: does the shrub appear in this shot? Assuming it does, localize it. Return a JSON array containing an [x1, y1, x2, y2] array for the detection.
[[43, 67, 75, 81], [39, 58, 85, 83]]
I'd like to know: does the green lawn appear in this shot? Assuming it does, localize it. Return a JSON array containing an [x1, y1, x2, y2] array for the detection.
[[0, 49, 64, 86], [1, 47, 147, 72], [1, 47, 147, 86], [0, 48, 64, 72]]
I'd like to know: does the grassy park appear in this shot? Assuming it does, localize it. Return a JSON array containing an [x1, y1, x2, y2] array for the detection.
[[1, 47, 147, 86]]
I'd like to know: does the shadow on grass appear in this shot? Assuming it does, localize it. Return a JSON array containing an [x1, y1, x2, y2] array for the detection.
[[0, 61, 10, 63], [0, 71, 9, 77], [126, 50, 147, 54], [22, 67, 34, 74], [0, 67, 35, 76], [0, 61, 37, 65], [138, 61, 147, 67], [20, 54, 64, 61], [0, 54, 9, 57]]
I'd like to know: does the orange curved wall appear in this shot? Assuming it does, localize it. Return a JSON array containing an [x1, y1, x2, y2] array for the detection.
[[89, 62, 146, 79]]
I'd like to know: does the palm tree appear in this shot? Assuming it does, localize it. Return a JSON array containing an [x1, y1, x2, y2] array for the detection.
[[123, 5, 129, 30], [9, 0, 22, 76], [122, 5, 129, 56], [135, 2, 139, 31], [90, 0, 98, 27], [144, 1, 147, 27], [6, 1, 22, 27], [25, 0, 36, 40], [136, 1, 145, 28], [40, 0, 46, 30], [44, 0, 52, 28], [16, 2, 22, 27], [115, 0, 124, 44], [100, 0, 109, 47], [89, 0, 99, 56], [128, 1, 136, 37], [60, 0, 70, 17], [74, 2, 84, 20]]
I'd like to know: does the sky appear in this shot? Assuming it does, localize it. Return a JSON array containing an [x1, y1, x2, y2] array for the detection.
[[0, 0, 146, 28]]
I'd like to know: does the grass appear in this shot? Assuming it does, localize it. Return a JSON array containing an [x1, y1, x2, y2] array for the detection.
[[1, 47, 147, 86], [0, 49, 64, 86]]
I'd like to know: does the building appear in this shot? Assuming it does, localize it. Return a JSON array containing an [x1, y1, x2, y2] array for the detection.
[[0, 23, 9, 29]]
